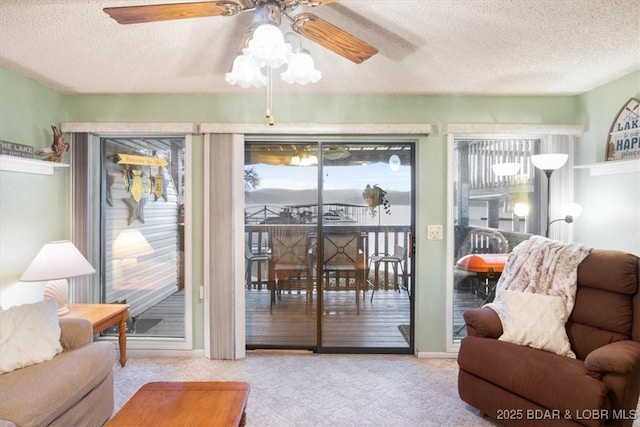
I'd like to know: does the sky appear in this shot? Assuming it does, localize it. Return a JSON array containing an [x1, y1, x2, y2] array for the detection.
[[249, 162, 411, 192]]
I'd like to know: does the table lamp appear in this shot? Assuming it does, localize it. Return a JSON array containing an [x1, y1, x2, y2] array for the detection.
[[20, 240, 96, 315], [112, 229, 154, 289], [113, 229, 154, 266], [531, 153, 569, 238]]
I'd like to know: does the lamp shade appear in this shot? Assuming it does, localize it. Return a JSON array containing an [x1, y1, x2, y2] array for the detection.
[[560, 202, 583, 219], [20, 241, 95, 282], [513, 203, 530, 217], [491, 162, 521, 176], [225, 54, 268, 88], [113, 229, 154, 259], [243, 24, 292, 69], [531, 153, 568, 171], [281, 50, 321, 85]]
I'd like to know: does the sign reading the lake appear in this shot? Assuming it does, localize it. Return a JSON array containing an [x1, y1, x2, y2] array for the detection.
[[606, 97, 640, 161]]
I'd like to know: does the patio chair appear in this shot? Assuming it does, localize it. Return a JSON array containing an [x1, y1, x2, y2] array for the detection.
[[322, 231, 367, 314], [268, 227, 314, 312], [245, 244, 270, 289], [368, 244, 408, 302]]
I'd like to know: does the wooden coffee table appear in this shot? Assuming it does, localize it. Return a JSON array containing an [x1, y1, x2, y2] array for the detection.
[[107, 381, 251, 427]]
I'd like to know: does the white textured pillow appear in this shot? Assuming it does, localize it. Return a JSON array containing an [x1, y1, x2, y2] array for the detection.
[[0, 299, 63, 374], [496, 290, 575, 358]]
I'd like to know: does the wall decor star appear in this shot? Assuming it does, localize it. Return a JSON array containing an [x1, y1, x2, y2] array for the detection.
[[123, 196, 146, 225]]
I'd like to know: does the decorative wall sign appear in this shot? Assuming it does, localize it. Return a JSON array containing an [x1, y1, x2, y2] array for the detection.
[[117, 153, 168, 167], [0, 140, 34, 158], [606, 97, 640, 161], [130, 170, 144, 202]]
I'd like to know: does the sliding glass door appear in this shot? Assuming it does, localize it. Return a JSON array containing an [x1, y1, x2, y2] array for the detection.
[[244, 142, 319, 349], [100, 136, 186, 338], [245, 138, 414, 352], [319, 142, 413, 350]]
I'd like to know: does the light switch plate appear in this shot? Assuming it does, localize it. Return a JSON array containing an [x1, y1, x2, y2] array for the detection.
[[427, 224, 443, 240]]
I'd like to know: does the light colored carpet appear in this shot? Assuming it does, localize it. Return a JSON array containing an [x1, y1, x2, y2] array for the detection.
[[113, 354, 640, 427], [113, 353, 496, 427]]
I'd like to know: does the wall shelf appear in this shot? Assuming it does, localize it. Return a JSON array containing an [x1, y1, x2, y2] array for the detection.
[[574, 158, 640, 176], [0, 155, 69, 175]]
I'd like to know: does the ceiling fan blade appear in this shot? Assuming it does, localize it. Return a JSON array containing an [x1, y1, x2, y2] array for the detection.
[[104, 1, 244, 25], [292, 13, 378, 64]]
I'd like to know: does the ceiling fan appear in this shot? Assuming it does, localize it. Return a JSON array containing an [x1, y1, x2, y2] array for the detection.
[[103, 0, 379, 64]]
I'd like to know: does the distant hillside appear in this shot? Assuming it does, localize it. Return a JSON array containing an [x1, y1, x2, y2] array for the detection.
[[246, 188, 410, 206]]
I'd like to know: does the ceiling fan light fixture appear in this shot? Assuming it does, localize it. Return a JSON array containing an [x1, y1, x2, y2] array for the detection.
[[225, 54, 267, 88], [281, 49, 321, 85], [244, 24, 292, 69]]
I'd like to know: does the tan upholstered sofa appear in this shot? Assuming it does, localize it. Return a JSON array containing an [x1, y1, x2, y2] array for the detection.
[[458, 249, 640, 426], [0, 317, 117, 427]]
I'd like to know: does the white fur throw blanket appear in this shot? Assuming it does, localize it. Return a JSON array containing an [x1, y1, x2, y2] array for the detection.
[[486, 235, 592, 316]]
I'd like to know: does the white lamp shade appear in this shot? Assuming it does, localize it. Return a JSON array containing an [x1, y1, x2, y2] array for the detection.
[[491, 162, 521, 176], [389, 154, 401, 172], [513, 203, 530, 217], [531, 153, 569, 171], [281, 50, 321, 85], [560, 202, 583, 219], [225, 54, 268, 88], [243, 24, 292, 69], [113, 229, 154, 259], [20, 241, 95, 282]]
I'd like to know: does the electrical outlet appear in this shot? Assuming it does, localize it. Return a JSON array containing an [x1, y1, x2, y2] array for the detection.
[[427, 224, 443, 240]]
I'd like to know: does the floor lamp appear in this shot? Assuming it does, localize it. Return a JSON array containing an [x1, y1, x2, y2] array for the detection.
[[547, 203, 583, 236], [531, 153, 569, 238]]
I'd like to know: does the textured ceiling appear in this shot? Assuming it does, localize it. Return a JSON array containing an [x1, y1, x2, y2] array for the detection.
[[0, 0, 639, 95]]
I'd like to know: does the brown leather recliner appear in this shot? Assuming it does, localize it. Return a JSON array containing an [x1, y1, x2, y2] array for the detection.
[[458, 250, 640, 426]]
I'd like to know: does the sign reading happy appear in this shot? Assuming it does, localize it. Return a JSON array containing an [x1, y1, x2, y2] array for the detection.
[[607, 97, 640, 161]]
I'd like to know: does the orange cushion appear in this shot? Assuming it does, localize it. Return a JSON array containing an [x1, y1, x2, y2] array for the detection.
[[456, 253, 509, 273]]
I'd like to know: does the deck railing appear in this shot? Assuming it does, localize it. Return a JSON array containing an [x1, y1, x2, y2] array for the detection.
[[245, 224, 412, 292], [465, 139, 536, 191]]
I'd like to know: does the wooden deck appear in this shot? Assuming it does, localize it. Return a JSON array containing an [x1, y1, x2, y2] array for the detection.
[[245, 288, 411, 349], [122, 284, 482, 347]]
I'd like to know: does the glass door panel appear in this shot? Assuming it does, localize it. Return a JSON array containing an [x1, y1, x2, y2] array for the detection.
[[244, 142, 318, 348], [451, 137, 540, 341], [245, 139, 414, 352], [320, 142, 413, 350], [101, 136, 186, 338]]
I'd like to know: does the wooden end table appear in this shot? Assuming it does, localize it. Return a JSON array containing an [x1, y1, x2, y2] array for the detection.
[[107, 381, 251, 427], [66, 303, 129, 367]]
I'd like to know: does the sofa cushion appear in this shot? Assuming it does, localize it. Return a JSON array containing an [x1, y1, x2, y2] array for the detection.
[[0, 341, 115, 427], [458, 336, 610, 420], [495, 290, 575, 358], [0, 299, 63, 374], [578, 250, 638, 295]]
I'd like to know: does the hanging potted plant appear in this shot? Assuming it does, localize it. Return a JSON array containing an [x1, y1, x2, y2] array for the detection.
[[362, 184, 391, 217]]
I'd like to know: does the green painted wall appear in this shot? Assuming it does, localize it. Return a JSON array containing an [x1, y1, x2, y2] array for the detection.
[[575, 71, 640, 254], [66, 92, 577, 352], [6, 65, 637, 353], [0, 67, 69, 306]]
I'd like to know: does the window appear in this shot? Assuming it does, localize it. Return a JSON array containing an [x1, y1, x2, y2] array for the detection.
[[446, 124, 581, 350], [67, 126, 193, 349]]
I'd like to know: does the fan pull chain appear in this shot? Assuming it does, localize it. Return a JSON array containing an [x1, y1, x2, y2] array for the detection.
[[265, 68, 274, 126]]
